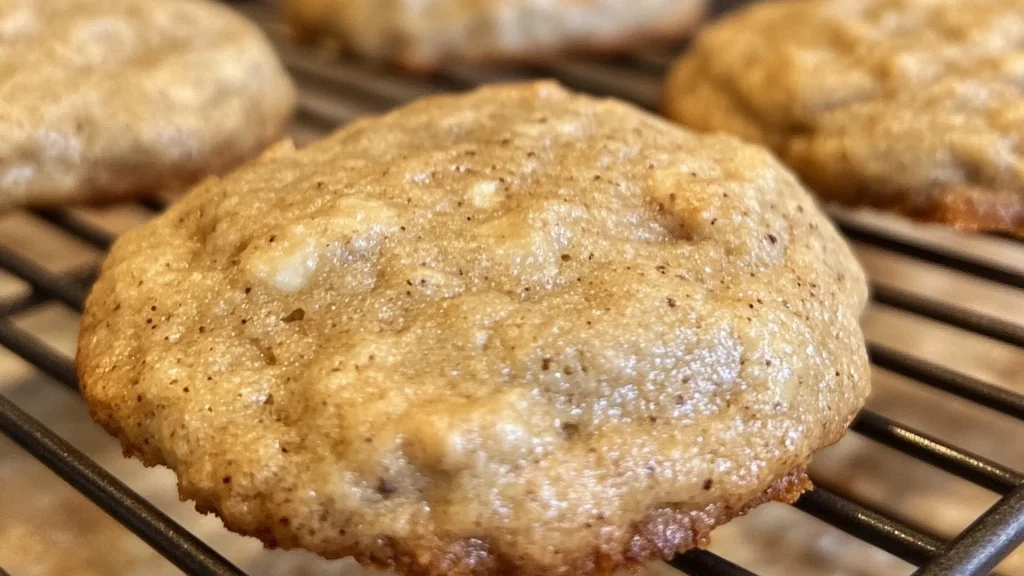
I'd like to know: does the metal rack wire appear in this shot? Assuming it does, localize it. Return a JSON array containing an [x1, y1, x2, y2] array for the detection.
[[1, 1, 1022, 575]]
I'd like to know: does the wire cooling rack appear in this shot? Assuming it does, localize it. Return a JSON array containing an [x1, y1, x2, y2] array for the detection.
[[1, 1, 1023, 575]]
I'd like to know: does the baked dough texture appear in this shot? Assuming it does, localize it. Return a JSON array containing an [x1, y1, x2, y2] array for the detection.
[[0, 0, 296, 209], [78, 81, 870, 576], [664, 0, 1024, 235], [283, 0, 707, 70]]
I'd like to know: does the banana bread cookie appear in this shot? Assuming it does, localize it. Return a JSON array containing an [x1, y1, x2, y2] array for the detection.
[[78, 81, 870, 576], [283, 0, 706, 71], [0, 0, 295, 209], [664, 0, 1024, 235]]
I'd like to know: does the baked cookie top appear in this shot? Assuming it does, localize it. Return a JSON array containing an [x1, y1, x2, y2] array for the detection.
[[78, 81, 869, 576], [283, 0, 706, 70], [664, 0, 1024, 235], [0, 0, 295, 209]]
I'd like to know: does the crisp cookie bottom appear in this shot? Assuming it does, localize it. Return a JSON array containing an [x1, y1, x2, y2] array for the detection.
[[91, 401, 810, 576], [195, 467, 810, 576], [201, 467, 806, 573], [90, 396, 813, 576]]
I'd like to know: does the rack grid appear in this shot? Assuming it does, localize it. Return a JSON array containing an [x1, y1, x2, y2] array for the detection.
[[1, 1, 1022, 575]]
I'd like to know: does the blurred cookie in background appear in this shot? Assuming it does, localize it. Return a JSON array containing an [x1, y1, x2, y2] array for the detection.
[[283, 0, 706, 71], [0, 0, 295, 210], [663, 0, 1024, 236]]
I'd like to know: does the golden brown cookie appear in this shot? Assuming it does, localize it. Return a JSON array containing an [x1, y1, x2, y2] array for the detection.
[[283, 0, 707, 71], [78, 81, 869, 576], [0, 0, 296, 209], [664, 0, 1024, 236]]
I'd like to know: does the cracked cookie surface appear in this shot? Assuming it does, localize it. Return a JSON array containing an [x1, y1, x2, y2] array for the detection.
[[78, 81, 869, 576], [664, 0, 1024, 235]]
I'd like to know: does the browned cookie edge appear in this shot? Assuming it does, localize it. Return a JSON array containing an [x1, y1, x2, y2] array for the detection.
[[72, 360, 813, 576]]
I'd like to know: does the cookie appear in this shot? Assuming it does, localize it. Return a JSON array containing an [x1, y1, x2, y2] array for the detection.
[[78, 81, 870, 576], [0, 0, 296, 209], [664, 0, 1024, 235], [283, 0, 707, 71]]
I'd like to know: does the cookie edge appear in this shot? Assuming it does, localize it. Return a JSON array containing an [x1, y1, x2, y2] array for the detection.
[[71, 364, 816, 576]]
